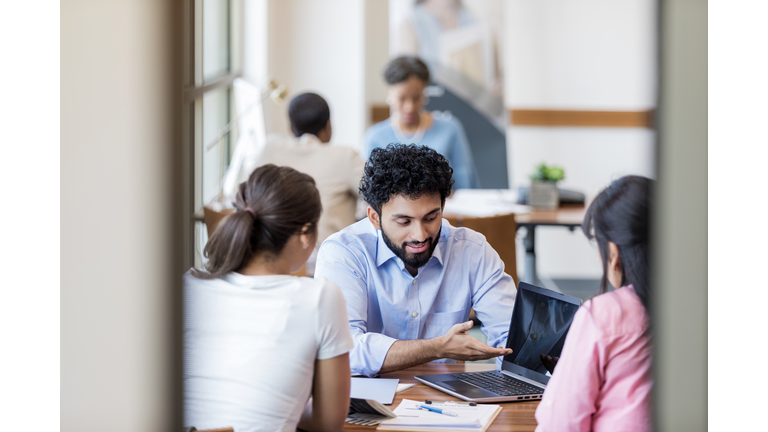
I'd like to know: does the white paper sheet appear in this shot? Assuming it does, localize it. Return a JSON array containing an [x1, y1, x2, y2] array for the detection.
[[350, 378, 400, 405]]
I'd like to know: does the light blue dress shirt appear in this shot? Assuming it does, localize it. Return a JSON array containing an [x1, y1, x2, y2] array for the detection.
[[314, 218, 517, 377], [362, 112, 481, 189]]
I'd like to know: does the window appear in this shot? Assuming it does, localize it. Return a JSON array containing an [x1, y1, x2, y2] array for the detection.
[[182, 0, 243, 268]]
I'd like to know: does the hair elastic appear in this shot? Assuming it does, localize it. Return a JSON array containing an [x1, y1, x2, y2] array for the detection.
[[244, 207, 257, 218]]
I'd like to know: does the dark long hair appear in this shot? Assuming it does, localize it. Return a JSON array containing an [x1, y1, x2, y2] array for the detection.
[[582, 175, 653, 313], [192, 164, 322, 279]]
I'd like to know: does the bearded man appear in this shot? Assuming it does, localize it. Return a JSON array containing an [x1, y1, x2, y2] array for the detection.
[[314, 143, 517, 377]]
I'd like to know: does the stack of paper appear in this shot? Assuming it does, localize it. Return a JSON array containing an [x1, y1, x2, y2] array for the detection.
[[377, 399, 501, 431], [444, 189, 532, 218]]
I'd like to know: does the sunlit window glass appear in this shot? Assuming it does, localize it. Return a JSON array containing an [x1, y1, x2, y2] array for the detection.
[[202, 87, 230, 204], [203, 0, 230, 82]]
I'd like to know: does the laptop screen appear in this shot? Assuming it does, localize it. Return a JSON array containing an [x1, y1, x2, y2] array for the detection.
[[502, 283, 581, 383]]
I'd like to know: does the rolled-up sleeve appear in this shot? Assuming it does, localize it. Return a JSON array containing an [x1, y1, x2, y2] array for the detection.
[[470, 238, 517, 367], [315, 240, 397, 377]]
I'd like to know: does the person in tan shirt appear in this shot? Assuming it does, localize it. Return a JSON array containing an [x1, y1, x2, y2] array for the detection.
[[255, 92, 365, 274]]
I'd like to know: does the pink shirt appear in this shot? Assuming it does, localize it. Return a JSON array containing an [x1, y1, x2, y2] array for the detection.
[[535, 285, 652, 432]]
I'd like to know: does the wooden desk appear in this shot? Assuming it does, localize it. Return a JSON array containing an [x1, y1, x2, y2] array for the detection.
[[514, 203, 586, 228], [514, 204, 586, 285], [343, 363, 539, 432]]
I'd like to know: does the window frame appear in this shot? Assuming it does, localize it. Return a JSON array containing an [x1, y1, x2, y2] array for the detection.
[[181, 0, 243, 269]]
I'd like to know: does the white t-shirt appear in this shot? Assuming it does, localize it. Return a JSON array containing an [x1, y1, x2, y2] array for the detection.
[[183, 271, 354, 432]]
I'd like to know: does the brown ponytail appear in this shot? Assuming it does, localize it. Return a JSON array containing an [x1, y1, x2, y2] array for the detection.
[[192, 164, 322, 279]]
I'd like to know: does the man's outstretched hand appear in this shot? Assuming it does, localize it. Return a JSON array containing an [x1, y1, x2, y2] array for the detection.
[[540, 354, 559, 374], [437, 321, 513, 361]]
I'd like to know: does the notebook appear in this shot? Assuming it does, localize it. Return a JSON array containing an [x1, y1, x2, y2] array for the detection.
[[377, 399, 501, 431]]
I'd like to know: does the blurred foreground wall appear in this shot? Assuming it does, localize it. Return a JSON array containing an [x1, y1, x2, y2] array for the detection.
[[654, 0, 707, 429], [61, 0, 181, 430]]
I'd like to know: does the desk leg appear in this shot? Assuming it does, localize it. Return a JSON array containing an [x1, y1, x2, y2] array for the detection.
[[523, 226, 538, 285]]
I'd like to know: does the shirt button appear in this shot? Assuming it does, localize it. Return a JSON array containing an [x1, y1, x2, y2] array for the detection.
[[531, 333, 538, 340], [540, 302, 546, 308], [412, 312, 418, 318]]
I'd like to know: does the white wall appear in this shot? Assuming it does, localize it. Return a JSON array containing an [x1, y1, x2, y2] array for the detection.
[[503, 0, 657, 279], [504, 0, 656, 109], [262, 0, 366, 151], [61, 0, 179, 430]]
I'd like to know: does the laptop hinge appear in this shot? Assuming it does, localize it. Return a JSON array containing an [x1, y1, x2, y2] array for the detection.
[[500, 369, 547, 389]]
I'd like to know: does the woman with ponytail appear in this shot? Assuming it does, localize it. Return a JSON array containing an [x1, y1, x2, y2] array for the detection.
[[184, 164, 353, 432], [535, 175, 653, 432]]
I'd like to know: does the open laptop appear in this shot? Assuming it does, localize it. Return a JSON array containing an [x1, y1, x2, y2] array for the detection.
[[415, 282, 582, 402]]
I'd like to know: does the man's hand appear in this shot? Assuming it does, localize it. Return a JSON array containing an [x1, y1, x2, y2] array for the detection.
[[377, 321, 513, 374], [437, 321, 513, 361], [540, 354, 559, 374]]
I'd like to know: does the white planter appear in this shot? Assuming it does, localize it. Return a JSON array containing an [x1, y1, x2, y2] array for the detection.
[[529, 181, 559, 209]]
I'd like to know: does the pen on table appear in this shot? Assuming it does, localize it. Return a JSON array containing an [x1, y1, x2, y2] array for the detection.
[[419, 404, 458, 417], [425, 399, 477, 406]]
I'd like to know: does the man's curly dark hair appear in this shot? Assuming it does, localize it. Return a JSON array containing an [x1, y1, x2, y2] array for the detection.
[[360, 143, 454, 214]]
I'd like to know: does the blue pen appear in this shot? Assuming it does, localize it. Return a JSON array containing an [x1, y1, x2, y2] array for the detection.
[[419, 404, 458, 417]]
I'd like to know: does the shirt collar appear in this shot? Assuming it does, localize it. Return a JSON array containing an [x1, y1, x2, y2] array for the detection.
[[298, 133, 322, 146], [376, 228, 400, 268], [223, 271, 291, 286], [432, 224, 447, 266]]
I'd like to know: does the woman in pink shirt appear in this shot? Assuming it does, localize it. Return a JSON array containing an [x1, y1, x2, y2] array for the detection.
[[535, 175, 653, 432]]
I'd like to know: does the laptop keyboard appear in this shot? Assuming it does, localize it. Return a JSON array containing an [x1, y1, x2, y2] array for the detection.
[[450, 371, 543, 396]]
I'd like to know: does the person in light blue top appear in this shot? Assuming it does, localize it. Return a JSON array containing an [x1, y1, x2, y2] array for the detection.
[[363, 56, 480, 189], [315, 144, 515, 377]]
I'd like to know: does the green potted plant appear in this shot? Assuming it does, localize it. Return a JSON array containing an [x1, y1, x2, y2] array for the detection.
[[529, 163, 565, 209]]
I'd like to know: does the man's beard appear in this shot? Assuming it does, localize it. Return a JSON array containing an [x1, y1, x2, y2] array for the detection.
[[381, 225, 441, 270]]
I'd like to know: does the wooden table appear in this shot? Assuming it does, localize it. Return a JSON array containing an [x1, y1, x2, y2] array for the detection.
[[343, 363, 539, 432], [514, 204, 586, 285]]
